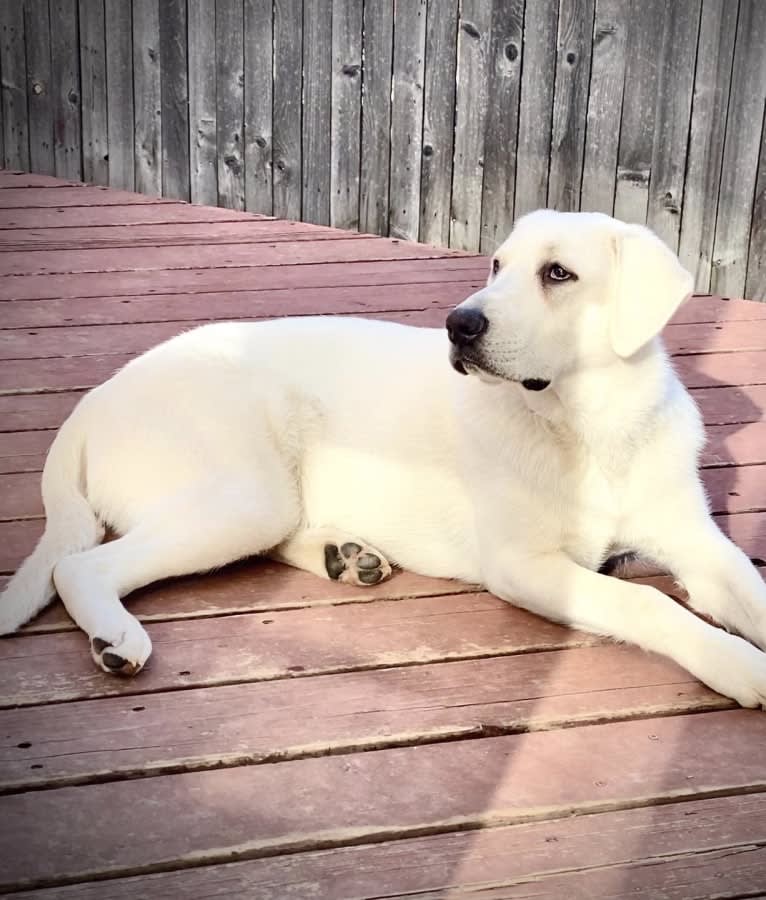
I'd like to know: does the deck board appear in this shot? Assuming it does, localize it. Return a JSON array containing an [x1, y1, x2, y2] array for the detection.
[[1, 173, 766, 897]]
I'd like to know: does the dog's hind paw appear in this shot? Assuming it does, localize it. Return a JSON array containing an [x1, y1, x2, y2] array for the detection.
[[90, 624, 152, 677], [323, 540, 393, 586]]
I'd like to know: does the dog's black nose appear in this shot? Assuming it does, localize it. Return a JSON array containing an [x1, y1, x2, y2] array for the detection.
[[446, 308, 488, 347]]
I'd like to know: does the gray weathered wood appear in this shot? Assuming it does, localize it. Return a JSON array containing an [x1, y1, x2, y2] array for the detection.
[[419, 0, 458, 246], [746, 116, 766, 302], [547, 0, 595, 212], [712, 0, 766, 298], [580, 0, 627, 214], [104, 0, 135, 190], [388, 0, 427, 241], [78, 0, 108, 185], [612, 0, 664, 224], [301, 0, 333, 225], [450, 1, 491, 248], [24, 0, 53, 175], [132, 0, 161, 195], [243, 0, 272, 214], [359, 0, 393, 235], [514, 0, 558, 219], [646, 0, 701, 252], [480, 0, 524, 253], [678, 0, 738, 290], [0, 1, 28, 171], [215, 0, 245, 209], [273, 0, 302, 220], [187, 0, 217, 205], [330, 0, 363, 229], [49, 0, 81, 180], [160, 0, 190, 201]]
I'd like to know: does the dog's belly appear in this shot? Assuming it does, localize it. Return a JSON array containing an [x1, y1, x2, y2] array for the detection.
[[300, 445, 481, 582]]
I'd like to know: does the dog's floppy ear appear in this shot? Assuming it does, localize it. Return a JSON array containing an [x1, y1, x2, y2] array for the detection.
[[610, 225, 694, 358]]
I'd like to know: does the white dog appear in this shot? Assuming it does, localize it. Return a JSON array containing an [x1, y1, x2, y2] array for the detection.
[[3, 210, 766, 708]]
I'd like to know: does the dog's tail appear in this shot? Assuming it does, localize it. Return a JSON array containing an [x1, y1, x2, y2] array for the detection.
[[0, 414, 103, 635]]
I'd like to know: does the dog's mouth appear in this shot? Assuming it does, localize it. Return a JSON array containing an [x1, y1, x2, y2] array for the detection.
[[450, 350, 550, 391]]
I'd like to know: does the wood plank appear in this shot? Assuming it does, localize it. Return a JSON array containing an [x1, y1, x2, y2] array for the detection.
[[104, 0, 135, 190], [359, 0, 394, 236], [0, 201, 251, 228], [215, 0, 245, 210], [547, 0, 595, 212], [23, 0, 54, 176], [2, 710, 766, 891], [272, 0, 302, 220], [695, 384, 766, 426], [514, 0, 558, 218], [49, 0, 81, 180], [672, 295, 766, 325], [419, 0, 458, 246], [7, 794, 766, 899], [711, 1, 766, 298], [0, 220, 368, 251], [0, 390, 82, 432], [677, 0, 737, 291], [187, 0, 218, 205], [78, 0, 109, 186], [479, 0, 524, 254], [0, 429, 52, 474], [0, 237, 466, 277], [612, 0, 663, 224], [644, 1, 700, 253], [132, 0, 162, 195], [0, 255, 483, 301], [0, 185, 173, 207], [675, 349, 766, 389], [0, 280, 483, 329], [159, 0, 190, 201], [243, 0, 273, 213], [449, 1, 491, 250], [579, 0, 627, 215], [388, 0, 427, 241], [746, 105, 766, 302], [301, 0, 332, 226], [0, 592, 600, 705], [330, 0, 363, 229], [0, 1, 28, 171], [0, 643, 723, 792]]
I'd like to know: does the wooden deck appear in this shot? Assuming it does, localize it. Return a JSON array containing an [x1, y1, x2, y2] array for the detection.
[[2, 172, 766, 898]]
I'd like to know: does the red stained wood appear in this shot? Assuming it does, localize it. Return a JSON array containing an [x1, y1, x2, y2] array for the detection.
[[0, 256, 486, 301], [0, 221, 374, 251], [0, 643, 723, 792], [675, 349, 766, 388], [0, 203, 267, 229], [0, 592, 601, 706], [2, 710, 766, 890], [0, 429, 52, 473], [671, 294, 766, 324], [0, 187, 178, 208], [0, 236, 466, 277], [8, 794, 766, 899]]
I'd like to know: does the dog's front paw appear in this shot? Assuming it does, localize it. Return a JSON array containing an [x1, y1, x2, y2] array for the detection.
[[90, 622, 152, 676], [323, 541, 393, 586], [706, 633, 766, 709]]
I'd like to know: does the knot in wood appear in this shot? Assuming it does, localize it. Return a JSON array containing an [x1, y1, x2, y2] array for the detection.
[[566, 51, 576, 65], [67, 89, 78, 105], [32, 81, 44, 95], [341, 63, 360, 77], [423, 144, 434, 158], [504, 42, 518, 62], [461, 21, 480, 39]]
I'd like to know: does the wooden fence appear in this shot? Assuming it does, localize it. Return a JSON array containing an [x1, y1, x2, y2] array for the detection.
[[2, 0, 765, 297]]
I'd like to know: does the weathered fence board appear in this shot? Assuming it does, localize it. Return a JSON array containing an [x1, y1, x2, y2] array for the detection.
[[4, 0, 766, 296]]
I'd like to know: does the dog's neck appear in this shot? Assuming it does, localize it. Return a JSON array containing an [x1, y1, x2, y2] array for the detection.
[[517, 338, 675, 450]]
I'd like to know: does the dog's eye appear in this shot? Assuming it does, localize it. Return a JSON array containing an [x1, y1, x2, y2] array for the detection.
[[544, 263, 575, 283], [491, 258, 500, 277]]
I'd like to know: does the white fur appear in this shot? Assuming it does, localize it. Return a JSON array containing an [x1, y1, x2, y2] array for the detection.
[[3, 210, 766, 705]]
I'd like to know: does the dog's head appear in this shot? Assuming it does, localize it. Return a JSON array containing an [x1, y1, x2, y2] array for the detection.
[[446, 210, 693, 391]]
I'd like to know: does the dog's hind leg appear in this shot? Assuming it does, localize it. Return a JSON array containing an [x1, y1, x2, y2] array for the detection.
[[272, 527, 393, 586], [54, 473, 301, 675]]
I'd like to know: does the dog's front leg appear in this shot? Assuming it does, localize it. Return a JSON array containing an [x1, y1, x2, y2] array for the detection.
[[483, 548, 766, 708]]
